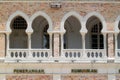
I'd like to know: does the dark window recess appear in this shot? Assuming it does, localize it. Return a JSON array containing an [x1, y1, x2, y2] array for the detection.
[[12, 16, 27, 29], [91, 22, 104, 49], [64, 34, 67, 49], [43, 24, 49, 49]]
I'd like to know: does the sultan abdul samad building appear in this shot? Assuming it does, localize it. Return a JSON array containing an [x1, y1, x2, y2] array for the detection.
[[0, 0, 120, 80]]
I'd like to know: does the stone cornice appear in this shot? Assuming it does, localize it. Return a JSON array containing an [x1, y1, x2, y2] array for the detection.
[[0, 0, 120, 3]]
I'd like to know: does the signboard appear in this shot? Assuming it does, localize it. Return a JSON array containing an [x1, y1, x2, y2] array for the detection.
[[13, 69, 44, 74]]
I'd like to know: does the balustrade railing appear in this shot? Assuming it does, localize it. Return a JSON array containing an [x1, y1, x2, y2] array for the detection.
[[62, 49, 107, 62], [6, 49, 107, 62], [30, 49, 52, 60], [62, 49, 83, 61], [85, 49, 107, 62], [6, 49, 52, 62], [7, 49, 29, 61]]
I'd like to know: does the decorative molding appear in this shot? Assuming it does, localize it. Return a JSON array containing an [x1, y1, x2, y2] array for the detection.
[[60, 11, 84, 33], [6, 10, 30, 33], [30, 11, 53, 32], [114, 16, 120, 33], [84, 11, 107, 33]]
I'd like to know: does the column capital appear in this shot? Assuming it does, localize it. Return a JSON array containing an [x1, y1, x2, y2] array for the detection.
[[103, 33, 107, 36], [6, 32, 11, 35], [81, 32, 86, 36], [26, 32, 33, 35], [101, 31, 108, 34], [48, 31, 53, 35], [48, 31, 65, 34]]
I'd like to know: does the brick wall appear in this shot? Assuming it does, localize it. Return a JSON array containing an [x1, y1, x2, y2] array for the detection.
[[6, 74, 52, 80], [62, 74, 108, 80]]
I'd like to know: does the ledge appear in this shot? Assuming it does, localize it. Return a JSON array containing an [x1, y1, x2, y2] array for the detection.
[[0, 31, 6, 33], [0, 0, 120, 3]]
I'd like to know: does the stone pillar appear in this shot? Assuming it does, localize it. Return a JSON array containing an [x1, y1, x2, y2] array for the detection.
[[115, 33, 118, 58], [81, 33, 86, 54], [103, 33, 107, 50], [60, 33, 64, 57], [53, 33, 60, 57], [6, 33, 10, 57], [53, 74, 61, 80], [28, 33, 32, 50], [108, 33, 114, 58], [27, 33, 32, 58], [103, 33, 107, 57], [48, 32, 53, 57]]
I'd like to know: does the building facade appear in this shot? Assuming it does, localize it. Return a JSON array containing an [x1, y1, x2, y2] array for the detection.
[[0, 0, 120, 80]]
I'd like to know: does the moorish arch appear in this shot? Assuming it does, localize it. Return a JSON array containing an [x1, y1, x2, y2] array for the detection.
[[5, 11, 53, 60], [84, 11, 107, 33], [114, 16, 120, 33], [60, 11, 84, 33], [64, 16, 82, 49], [6, 11, 30, 33], [114, 16, 120, 60], [30, 11, 53, 49], [84, 12, 107, 49], [6, 11, 29, 49], [30, 11, 53, 32], [60, 11, 83, 49]]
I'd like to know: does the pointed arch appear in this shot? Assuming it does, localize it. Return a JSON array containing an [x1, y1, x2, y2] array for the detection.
[[6, 10, 29, 33], [84, 11, 107, 33], [115, 16, 120, 50], [114, 16, 120, 33], [60, 11, 84, 32], [30, 11, 53, 32]]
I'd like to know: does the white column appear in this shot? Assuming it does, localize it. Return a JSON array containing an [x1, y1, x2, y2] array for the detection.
[[81, 33, 85, 50], [103, 33, 107, 57], [48, 32, 53, 57], [6, 33, 10, 58], [115, 33, 118, 58], [28, 33, 31, 50], [81, 33, 86, 58], [61, 33, 64, 57], [27, 33, 32, 59]]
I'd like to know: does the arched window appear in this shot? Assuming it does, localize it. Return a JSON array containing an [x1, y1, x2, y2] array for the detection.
[[12, 17, 27, 29], [10, 16, 28, 48], [86, 16, 104, 49], [43, 24, 49, 49], [117, 22, 120, 49], [91, 22, 103, 49], [64, 16, 82, 49], [31, 16, 49, 49]]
